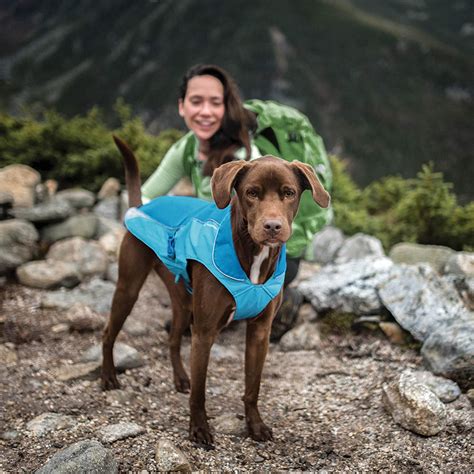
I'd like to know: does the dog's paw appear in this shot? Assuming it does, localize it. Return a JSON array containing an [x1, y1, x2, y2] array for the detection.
[[101, 372, 121, 391], [190, 423, 214, 449], [174, 374, 191, 393], [248, 421, 273, 442]]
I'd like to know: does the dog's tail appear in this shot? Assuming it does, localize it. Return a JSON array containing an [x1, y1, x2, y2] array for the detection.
[[112, 135, 142, 208]]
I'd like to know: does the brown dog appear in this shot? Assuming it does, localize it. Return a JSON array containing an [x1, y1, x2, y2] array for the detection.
[[102, 136, 330, 448]]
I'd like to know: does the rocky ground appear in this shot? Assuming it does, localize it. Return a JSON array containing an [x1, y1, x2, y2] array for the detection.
[[0, 274, 472, 473]]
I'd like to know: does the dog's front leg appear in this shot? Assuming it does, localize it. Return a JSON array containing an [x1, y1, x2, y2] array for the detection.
[[243, 306, 275, 441], [189, 328, 215, 448]]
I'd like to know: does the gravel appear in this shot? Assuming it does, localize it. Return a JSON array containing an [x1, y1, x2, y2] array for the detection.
[[0, 277, 472, 472]]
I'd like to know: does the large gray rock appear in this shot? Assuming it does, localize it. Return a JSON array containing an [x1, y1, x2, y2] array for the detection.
[[41, 277, 115, 314], [16, 260, 80, 289], [389, 243, 455, 274], [379, 264, 472, 342], [298, 257, 394, 314], [382, 372, 447, 436], [0, 219, 38, 275], [213, 414, 246, 435], [47, 237, 108, 278], [35, 440, 117, 474], [421, 320, 474, 391], [444, 252, 474, 278], [94, 197, 120, 221], [98, 227, 125, 257], [13, 197, 73, 224], [56, 188, 95, 209], [63, 303, 105, 332], [311, 226, 345, 265], [335, 233, 385, 264], [0, 164, 40, 208], [40, 214, 99, 243]]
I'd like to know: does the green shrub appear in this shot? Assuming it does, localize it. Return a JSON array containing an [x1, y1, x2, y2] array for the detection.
[[0, 101, 182, 191], [1, 108, 472, 251], [330, 157, 473, 251]]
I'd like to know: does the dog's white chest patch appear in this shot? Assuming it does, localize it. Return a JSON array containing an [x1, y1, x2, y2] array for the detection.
[[250, 247, 270, 284]]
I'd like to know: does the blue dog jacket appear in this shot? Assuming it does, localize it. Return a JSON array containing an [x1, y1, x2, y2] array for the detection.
[[124, 196, 286, 320]]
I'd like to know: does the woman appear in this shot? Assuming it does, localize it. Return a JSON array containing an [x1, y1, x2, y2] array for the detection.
[[142, 64, 326, 339], [141, 64, 260, 202]]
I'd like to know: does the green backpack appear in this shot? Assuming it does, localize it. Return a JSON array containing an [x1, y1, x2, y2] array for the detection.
[[244, 99, 333, 258]]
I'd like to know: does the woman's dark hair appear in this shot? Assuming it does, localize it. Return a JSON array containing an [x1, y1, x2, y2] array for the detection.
[[179, 64, 257, 176]]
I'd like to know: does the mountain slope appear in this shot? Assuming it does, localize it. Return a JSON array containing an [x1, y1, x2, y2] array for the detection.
[[0, 0, 472, 199]]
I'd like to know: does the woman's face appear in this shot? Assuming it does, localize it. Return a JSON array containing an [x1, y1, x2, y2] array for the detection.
[[179, 75, 225, 143]]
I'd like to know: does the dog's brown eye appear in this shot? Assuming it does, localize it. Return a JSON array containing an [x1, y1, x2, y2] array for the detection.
[[246, 189, 259, 199], [283, 189, 296, 198]]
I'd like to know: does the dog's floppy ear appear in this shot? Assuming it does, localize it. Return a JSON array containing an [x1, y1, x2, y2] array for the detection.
[[211, 160, 250, 208], [291, 161, 330, 208]]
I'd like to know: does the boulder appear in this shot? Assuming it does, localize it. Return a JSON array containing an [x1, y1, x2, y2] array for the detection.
[[40, 214, 98, 243], [93, 197, 120, 221], [0, 219, 38, 275], [36, 440, 117, 474], [310, 226, 345, 265], [56, 188, 96, 209], [13, 197, 73, 224], [335, 233, 385, 264], [382, 372, 447, 436], [16, 260, 80, 289], [47, 237, 108, 278], [444, 252, 474, 278], [389, 243, 455, 274], [421, 320, 474, 391], [41, 277, 115, 314], [298, 257, 394, 314], [379, 264, 472, 342], [0, 164, 40, 207]]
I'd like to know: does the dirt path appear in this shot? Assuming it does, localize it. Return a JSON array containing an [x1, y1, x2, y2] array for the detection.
[[0, 279, 472, 472]]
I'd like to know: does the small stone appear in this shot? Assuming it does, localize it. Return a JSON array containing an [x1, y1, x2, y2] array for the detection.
[[155, 438, 192, 472], [81, 342, 144, 370], [382, 372, 447, 436], [51, 361, 101, 382], [403, 369, 461, 403], [0, 343, 18, 366], [26, 412, 75, 437], [379, 322, 407, 345], [99, 422, 145, 443], [279, 322, 321, 352], [64, 303, 105, 332], [51, 323, 70, 334], [213, 414, 246, 435], [1, 430, 20, 441]]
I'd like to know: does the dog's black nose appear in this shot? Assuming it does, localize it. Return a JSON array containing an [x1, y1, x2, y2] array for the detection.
[[264, 219, 282, 236]]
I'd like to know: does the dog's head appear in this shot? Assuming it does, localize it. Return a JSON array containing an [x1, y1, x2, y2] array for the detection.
[[211, 155, 330, 247]]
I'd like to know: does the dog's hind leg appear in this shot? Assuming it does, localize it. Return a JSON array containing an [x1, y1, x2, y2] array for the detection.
[[102, 233, 154, 390], [154, 264, 192, 393]]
